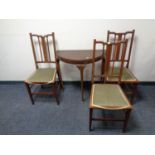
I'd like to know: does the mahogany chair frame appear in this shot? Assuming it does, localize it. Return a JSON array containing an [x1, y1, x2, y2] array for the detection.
[[89, 39, 132, 132], [24, 32, 63, 105], [107, 30, 135, 68], [107, 30, 138, 101]]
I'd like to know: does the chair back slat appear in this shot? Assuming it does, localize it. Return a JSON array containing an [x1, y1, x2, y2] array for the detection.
[[37, 36, 43, 62], [41, 36, 50, 62], [29, 33, 57, 69], [107, 30, 135, 68], [92, 40, 128, 85], [45, 36, 51, 62], [105, 41, 128, 83], [115, 34, 122, 60], [30, 33, 38, 68]]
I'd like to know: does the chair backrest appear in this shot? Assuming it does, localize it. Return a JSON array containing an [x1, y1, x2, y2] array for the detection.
[[29, 32, 57, 69], [107, 30, 135, 68], [91, 39, 128, 85]]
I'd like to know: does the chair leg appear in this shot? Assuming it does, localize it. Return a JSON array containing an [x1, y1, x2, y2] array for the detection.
[[57, 71, 64, 90], [55, 93, 59, 105], [123, 109, 131, 132], [40, 85, 44, 89], [131, 83, 138, 103], [89, 108, 93, 131], [57, 60, 64, 90], [24, 82, 34, 105], [54, 83, 60, 105]]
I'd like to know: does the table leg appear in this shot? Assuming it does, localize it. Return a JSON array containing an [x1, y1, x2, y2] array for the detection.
[[76, 64, 86, 101]]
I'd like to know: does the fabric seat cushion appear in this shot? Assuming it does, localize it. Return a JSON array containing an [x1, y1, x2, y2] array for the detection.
[[25, 68, 56, 84], [107, 67, 137, 82], [90, 84, 132, 110]]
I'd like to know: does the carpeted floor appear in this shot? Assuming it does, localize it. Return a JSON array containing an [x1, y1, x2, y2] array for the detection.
[[0, 82, 155, 135]]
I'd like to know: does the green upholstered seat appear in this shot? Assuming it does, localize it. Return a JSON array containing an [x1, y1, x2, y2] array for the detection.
[[25, 68, 56, 84], [90, 84, 132, 110], [107, 67, 137, 82]]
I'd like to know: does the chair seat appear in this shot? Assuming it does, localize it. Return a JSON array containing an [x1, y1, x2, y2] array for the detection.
[[25, 68, 56, 84], [90, 84, 132, 110], [107, 67, 138, 82]]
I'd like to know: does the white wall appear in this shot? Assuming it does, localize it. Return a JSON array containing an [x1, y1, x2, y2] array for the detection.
[[0, 19, 155, 81]]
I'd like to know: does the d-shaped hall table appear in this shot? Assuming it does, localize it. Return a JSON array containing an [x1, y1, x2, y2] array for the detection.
[[58, 50, 103, 101]]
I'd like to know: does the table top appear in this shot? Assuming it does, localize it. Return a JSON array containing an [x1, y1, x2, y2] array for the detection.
[[58, 50, 103, 64]]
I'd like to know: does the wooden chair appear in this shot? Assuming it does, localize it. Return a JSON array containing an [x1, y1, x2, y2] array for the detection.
[[107, 30, 138, 101], [89, 39, 132, 132], [24, 33, 63, 105]]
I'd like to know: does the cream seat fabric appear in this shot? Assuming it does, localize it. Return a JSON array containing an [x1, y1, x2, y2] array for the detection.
[[90, 84, 132, 110], [25, 68, 56, 84], [106, 67, 138, 82]]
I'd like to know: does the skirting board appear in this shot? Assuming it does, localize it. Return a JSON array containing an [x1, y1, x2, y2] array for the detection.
[[0, 81, 155, 85]]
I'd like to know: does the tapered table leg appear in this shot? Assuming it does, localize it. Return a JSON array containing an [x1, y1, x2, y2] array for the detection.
[[76, 64, 86, 101]]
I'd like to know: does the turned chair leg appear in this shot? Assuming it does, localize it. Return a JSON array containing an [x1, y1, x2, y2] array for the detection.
[[89, 109, 93, 131], [123, 109, 131, 132], [24, 82, 34, 105]]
